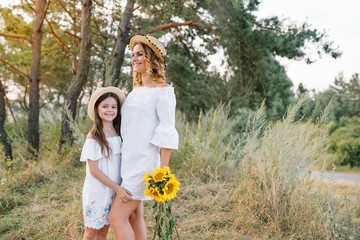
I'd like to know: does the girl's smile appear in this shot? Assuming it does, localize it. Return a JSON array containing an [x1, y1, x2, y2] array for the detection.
[[97, 97, 118, 122]]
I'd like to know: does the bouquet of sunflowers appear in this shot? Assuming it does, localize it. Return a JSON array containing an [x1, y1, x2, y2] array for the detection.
[[144, 166, 181, 240]]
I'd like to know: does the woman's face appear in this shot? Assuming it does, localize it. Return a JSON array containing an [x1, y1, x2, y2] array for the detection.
[[97, 97, 118, 123], [131, 43, 147, 74]]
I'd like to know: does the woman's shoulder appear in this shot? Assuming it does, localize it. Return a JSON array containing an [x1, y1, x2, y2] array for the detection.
[[152, 84, 174, 93], [155, 82, 170, 88], [134, 82, 173, 90]]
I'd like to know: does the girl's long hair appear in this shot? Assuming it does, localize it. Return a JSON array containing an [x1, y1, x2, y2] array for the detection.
[[132, 42, 166, 87], [90, 92, 121, 157]]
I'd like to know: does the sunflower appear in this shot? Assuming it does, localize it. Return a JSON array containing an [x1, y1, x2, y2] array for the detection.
[[167, 172, 176, 181], [163, 166, 171, 175], [164, 178, 180, 201], [152, 167, 168, 182], [143, 173, 152, 186], [143, 166, 181, 239], [145, 187, 166, 203]]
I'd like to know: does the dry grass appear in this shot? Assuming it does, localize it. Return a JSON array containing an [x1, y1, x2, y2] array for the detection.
[[1, 100, 360, 239], [332, 181, 360, 199], [0, 161, 245, 239], [231, 98, 360, 239]]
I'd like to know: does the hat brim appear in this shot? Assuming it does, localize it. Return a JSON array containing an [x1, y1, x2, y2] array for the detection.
[[129, 35, 166, 64], [87, 86, 126, 121]]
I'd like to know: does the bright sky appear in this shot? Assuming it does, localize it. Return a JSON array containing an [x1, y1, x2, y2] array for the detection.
[[256, 0, 360, 92], [1, 0, 359, 92]]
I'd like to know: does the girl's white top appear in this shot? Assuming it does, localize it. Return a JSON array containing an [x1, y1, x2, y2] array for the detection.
[[80, 136, 122, 229], [121, 87, 179, 200]]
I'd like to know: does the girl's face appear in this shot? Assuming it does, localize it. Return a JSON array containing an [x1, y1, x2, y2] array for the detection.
[[131, 43, 147, 74], [97, 97, 118, 123]]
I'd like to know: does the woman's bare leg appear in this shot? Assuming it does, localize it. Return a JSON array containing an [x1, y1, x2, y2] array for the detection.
[[109, 196, 140, 240], [129, 202, 146, 240]]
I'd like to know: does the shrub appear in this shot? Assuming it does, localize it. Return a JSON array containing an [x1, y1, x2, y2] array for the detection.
[[329, 116, 360, 167], [234, 97, 359, 238], [172, 103, 241, 183]]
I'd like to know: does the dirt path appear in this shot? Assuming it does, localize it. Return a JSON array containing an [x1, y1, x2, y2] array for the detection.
[[311, 171, 360, 184]]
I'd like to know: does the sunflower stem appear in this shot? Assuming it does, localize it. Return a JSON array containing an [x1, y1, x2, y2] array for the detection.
[[167, 201, 181, 240], [152, 202, 162, 240]]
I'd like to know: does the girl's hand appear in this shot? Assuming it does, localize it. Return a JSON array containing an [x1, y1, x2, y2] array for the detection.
[[116, 186, 133, 203]]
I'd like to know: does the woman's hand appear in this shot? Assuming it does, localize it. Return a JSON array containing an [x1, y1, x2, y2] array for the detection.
[[160, 148, 172, 167]]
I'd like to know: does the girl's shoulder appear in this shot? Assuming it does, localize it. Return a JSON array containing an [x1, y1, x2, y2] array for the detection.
[[85, 134, 120, 142], [83, 133, 98, 147], [86, 132, 93, 139]]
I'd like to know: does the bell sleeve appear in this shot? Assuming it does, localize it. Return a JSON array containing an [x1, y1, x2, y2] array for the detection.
[[150, 89, 179, 149], [80, 139, 104, 162]]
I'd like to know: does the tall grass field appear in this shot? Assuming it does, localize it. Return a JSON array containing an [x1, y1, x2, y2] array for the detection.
[[0, 99, 359, 239]]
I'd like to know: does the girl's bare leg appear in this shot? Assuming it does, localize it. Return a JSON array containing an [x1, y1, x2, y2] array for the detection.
[[109, 196, 140, 240], [98, 225, 110, 240], [83, 228, 97, 240]]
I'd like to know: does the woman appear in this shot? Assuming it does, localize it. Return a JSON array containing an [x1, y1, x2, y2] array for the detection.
[[109, 35, 179, 240]]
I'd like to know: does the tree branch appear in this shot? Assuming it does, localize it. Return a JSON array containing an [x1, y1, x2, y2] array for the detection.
[[58, 0, 76, 23], [5, 91, 17, 124], [145, 21, 211, 33], [64, 30, 81, 40], [18, 84, 29, 112], [0, 32, 32, 43], [45, 17, 71, 53], [0, 57, 29, 79], [25, 0, 36, 13]]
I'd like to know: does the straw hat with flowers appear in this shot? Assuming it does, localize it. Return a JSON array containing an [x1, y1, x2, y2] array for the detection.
[[129, 35, 166, 64]]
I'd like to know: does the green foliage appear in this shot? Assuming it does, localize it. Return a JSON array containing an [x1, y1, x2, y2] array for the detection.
[[166, 42, 226, 121], [329, 117, 360, 167], [306, 73, 360, 168], [311, 73, 360, 122], [191, 0, 340, 119], [331, 73, 360, 118], [2, 0, 344, 134]]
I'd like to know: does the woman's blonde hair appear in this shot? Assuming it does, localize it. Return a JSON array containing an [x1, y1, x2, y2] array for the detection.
[[132, 42, 166, 87]]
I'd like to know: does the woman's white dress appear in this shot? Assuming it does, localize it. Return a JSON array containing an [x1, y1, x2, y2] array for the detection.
[[121, 87, 179, 200], [80, 136, 122, 229]]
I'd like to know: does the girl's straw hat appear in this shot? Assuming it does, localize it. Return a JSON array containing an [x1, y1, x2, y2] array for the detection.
[[87, 86, 126, 121], [129, 35, 166, 64]]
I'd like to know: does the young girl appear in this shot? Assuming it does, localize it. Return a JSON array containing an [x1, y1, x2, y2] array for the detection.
[[80, 86, 133, 240]]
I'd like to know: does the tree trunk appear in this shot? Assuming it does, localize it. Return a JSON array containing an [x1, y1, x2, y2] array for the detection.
[[28, 0, 47, 157], [108, 0, 135, 87], [59, 0, 92, 151], [0, 81, 13, 169]]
